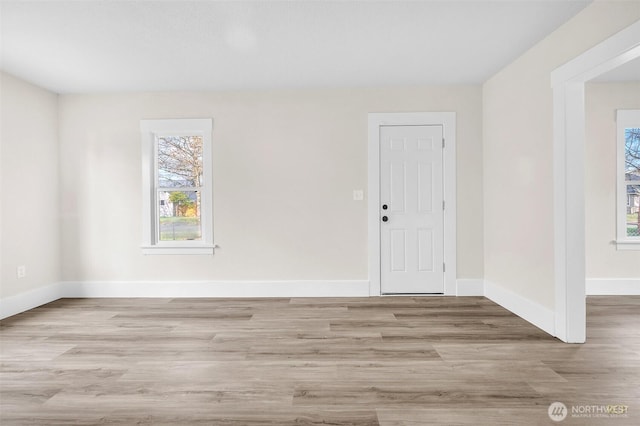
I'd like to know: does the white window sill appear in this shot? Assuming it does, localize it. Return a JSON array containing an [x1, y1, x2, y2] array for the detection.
[[615, 240, 640, 251], [141, 245, 216, 255]]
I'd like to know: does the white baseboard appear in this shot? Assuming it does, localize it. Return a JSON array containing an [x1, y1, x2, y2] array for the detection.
[[60, 280, 371, 298], [0, 279, 486, 315], [3, 279, 564, 342], [586, 278, 640, 295], [484, 280, 555, 336], [1, 280, 370, 319], [0, 282, 62, 320], [455, 279, 485, 296]]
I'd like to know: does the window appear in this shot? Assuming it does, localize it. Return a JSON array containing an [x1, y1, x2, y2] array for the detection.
[[140, 119, 214, 254], [616, 110, 640, 250]]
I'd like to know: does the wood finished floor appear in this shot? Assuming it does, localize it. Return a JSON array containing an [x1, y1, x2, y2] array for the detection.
[[1, 296, 638, 425]]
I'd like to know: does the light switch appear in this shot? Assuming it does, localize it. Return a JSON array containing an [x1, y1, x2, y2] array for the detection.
[[353, 189, 364, 201]]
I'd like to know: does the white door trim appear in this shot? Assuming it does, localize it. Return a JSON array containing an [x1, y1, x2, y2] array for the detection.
[[368, 112, 456, 296], [551, 20, 640, 343]]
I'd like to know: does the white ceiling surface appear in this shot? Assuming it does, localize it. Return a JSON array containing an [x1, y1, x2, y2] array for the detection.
[[0, 1, 592, 94]]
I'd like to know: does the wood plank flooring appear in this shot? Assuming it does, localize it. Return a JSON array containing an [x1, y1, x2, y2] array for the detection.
[[1, 296, 638, 425]]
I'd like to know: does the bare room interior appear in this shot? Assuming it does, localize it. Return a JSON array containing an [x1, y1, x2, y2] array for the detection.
[[1, 1, 639, 424]]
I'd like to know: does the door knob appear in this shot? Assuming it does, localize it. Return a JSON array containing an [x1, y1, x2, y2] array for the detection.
[[382, 216, 389, 222], [382, 204, 388, 210]]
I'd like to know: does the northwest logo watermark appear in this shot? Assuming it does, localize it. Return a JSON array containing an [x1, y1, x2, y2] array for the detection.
[[548, 402, 568, 422], [548, 402, 629, 421]]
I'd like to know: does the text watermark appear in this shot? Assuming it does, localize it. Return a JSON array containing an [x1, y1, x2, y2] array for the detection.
[[548, 402, 629, 422]]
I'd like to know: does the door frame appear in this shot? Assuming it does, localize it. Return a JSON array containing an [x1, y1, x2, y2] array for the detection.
[[551, 20, 640, 343], [368, 112, 457, 296]]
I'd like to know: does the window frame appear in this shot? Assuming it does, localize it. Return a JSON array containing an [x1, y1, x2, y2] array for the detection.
[[616, 110, 640, 250], [140, 118, 214, 255]]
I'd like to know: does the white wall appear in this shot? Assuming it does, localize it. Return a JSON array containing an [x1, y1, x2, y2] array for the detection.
[[483, 2, 640, 309], [58, 86, 483, 283], [0, 72, 60, 298], [585, 81, 640, 279]]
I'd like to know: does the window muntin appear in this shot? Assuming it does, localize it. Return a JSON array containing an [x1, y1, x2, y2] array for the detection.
[[140, 119, 213, 254]]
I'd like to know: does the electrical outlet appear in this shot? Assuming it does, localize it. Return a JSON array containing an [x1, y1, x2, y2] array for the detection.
[[353, 189, 364, 201], [17, 265, 26, 279]]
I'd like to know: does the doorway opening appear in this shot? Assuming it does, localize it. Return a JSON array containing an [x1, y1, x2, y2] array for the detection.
[[551, 20, 640, 343]]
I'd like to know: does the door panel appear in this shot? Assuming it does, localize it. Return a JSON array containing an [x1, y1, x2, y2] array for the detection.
[[417, 228, 434, 272], [390, 162, 406, 213], [418, 162, 433, 213], [380, 125, 444, 294], [390, 229, 407, 272]]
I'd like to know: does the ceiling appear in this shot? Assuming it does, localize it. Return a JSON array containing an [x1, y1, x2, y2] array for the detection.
[[0, 0, 593, 94]]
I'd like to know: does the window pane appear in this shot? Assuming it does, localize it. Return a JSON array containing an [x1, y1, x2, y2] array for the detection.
[[626, 128, 640, 238], [625, 128, 640, 174], [157, 136, 203, 188], [627, 184, 640, 238], [158, 190, 202, 241]]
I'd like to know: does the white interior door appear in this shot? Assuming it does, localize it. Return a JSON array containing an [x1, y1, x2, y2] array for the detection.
[[380, 125, 444, 294]]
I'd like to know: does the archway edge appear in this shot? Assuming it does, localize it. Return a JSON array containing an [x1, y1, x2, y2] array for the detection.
[[551, 20, 640, 343]]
